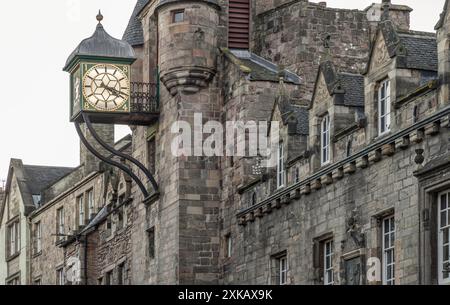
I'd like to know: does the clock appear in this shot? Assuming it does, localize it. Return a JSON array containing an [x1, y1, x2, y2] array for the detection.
[[82, 64, 130, 112]]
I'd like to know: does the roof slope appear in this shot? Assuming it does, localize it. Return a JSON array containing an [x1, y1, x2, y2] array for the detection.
[[312, 61, 364, 108], [122, 0, 149, 46], [369, 21, 438, 73], [397, 32, 438, 71], [339, 73, 365, 107], [23, 165, 75, 195]]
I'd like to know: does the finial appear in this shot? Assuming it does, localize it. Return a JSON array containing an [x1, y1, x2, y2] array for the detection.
[[321, 34, 332, 62], [97, 10, 104, 23]]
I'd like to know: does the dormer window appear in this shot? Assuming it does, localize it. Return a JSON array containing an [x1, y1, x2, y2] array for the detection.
[[321, 115, 331, 166], [378, 79, 391, 136], [277, 142, 285, 189]]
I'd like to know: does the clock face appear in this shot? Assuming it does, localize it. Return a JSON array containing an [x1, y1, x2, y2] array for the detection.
[[82, 64, 130, 112]]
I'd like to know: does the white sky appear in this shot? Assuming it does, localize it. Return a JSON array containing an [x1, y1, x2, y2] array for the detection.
[[0, 0, 445, 184]]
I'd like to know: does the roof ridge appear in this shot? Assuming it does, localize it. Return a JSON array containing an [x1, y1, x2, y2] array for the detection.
[[23, 164, 75, 170], [397, 30, 436, 38]]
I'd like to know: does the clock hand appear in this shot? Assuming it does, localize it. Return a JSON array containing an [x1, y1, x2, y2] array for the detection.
[[101, 83, 128, 98]]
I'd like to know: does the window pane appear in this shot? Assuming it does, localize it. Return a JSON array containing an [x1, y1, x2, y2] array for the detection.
[[441, 211, 447, 229], [441, 194, 447, 211], [445, 228, 449, 245]]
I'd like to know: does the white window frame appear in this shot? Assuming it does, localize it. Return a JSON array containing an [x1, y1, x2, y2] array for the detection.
[[35, 221, 42, 254], [57, 208, 65, 241], [320, 115, 331, 165], [8, 221, 20, 257], [324, 240, 334, 285], [382, 215, 396, 285], [277, 142, 285, 189], [78, 195, 85, 227], [87, 189, 94, 218], [438, 191, 450, 285], [378, 79, 391, 136], [56, 268, 65, 285], [279, 256, 288, 285]]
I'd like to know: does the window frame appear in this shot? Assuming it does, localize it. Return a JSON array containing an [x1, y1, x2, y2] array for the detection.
[[56, 207, 65, 242], [378, 79, 391, 136], [382, 215, 396, 285], [6, 274, 20, 285], [277, 141, 285, 189], [278, 256, 288, 285], [105, 270, 113, 285], [438, 190, 450, 285], [117, 263, 126, 285], [87, 189, 94, 219], [34, 221, 42, 255], [7, 219, 20, 258], [324, 239, 334, 285], [320, 114, 331, 166], [56, 267, 65, 285], [172, 9, 185, 23], [77, 195, 85, 227]]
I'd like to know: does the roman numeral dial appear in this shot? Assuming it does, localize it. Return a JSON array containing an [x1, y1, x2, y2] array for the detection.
[[82, 64, 130, 111]]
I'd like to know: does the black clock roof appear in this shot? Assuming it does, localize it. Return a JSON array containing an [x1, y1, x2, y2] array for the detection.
[[64, 12, 136, 71]]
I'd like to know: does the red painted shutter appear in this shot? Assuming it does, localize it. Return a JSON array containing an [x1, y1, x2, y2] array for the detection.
[[228, 0, 250, 49]]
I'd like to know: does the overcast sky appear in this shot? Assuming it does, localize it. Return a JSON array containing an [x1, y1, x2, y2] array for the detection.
[[0, 0, 445, 185]]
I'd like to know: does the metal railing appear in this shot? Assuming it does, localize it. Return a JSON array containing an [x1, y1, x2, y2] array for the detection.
[[130, 82, 159, 114]]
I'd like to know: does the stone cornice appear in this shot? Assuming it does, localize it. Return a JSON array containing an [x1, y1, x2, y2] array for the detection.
[[236, 104, 450, 223]]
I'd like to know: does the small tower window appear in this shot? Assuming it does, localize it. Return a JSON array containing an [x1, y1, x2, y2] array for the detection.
[[378, 79, 391, 136], [172, 10, 185, 23], [252, 192, 257, 206], [320, 115, 331, 165]]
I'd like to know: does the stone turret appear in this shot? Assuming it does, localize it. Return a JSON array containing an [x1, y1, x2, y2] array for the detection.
[[155, 0, 220, 96], [436, 0, 450, 106]]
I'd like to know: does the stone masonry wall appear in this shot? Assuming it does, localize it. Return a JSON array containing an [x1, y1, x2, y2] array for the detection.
[[252, 2, 373, 103], [221, 124, 450, 284]]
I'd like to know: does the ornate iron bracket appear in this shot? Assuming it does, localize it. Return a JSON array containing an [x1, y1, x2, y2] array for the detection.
[[75, 114, 159, 202]]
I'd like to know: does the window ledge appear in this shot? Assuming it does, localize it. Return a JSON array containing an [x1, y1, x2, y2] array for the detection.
[[6, 252, 20, 262], [32, 251, 43, 259]]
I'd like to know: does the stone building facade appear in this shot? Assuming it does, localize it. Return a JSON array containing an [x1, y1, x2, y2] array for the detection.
[[2, 0, 450, 285]]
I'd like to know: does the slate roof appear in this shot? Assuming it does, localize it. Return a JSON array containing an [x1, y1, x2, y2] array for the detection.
[[277, 94, 309, 135], [397, 32, 438, 71], [122, 0, 149, 46], [313, 61, 364, 108], [339, 73, 365, 107], [229, 50, 302, 85], [289, 105, 309, 135], [64, 19, 136, 71], [23, 165, 75, 196]]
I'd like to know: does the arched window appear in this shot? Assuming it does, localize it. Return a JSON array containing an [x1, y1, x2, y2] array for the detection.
[[252, 192, 257, 206]]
